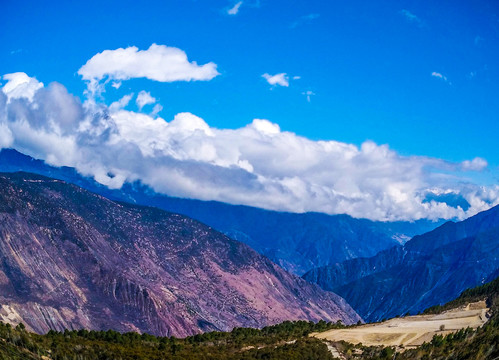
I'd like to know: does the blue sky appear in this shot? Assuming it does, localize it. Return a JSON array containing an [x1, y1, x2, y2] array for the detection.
[[0, 0, 498, 220]]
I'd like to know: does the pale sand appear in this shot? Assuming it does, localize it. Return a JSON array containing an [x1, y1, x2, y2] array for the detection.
[[312, 301, 489, 348]]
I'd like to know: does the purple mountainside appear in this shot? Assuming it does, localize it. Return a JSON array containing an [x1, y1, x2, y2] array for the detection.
[[0, 172, 360, 337]]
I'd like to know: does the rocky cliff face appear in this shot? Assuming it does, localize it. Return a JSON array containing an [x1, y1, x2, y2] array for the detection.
[[0, 172, 360, 337], [304, 205, 499, 322], [0, 149, 442, 275]]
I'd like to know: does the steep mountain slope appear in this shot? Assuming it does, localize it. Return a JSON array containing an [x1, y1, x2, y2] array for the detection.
[[0, 149, 442, 275], [0, 172, 360, 337], [303, 205, 499, 322], [1, 277, 498, 360]]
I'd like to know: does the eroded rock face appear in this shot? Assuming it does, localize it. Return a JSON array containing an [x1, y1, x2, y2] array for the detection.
[[0, 172, 360, 336]]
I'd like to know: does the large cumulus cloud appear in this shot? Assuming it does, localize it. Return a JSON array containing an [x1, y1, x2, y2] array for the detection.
[[1, 72, 497, 221]]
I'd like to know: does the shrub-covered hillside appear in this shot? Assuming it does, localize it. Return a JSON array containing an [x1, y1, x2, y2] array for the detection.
[[0, 320, 345, 360]]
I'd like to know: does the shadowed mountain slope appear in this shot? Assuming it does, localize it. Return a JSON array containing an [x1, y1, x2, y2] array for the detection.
[[303, 205, 499, 322]]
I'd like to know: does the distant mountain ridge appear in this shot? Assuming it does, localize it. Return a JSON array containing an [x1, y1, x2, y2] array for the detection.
[[0, 172, 360, 336], [0, 148, 442, 275], [303, 204, 499, 322]]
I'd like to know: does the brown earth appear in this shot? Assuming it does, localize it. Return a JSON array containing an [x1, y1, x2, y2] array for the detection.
[[312, 301, 489, 348]]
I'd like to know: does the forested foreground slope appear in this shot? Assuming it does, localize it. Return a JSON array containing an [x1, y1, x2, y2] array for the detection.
[[0, 320, 345, 360]]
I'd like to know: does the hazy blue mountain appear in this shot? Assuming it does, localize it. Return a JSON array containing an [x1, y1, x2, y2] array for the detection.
[[0, 148, 442, 275], [303, 204, 499, 322]]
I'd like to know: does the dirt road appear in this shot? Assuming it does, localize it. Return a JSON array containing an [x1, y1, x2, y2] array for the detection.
[[312, 301, 489, 348]]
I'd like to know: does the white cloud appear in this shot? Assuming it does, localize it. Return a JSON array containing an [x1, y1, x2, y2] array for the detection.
[[0, 121, 13, 148], [262, 73, 289, 87], [431, 72, 451, 84], [302, 90, 315, 102], [461, 157, 488, 171], [431, 72, 446, 80], [109, 93, 134, 112], [251, 119, 280, 135], [1, 73, 497, 222], [291, 13, 320, 28], [151, 103, 163, 117], [2, 72, 43, 102], [227, 1, 243, 15], [400, 9, 424, 27], [78, 44, 219, 96], [136, 91, 156, 110]]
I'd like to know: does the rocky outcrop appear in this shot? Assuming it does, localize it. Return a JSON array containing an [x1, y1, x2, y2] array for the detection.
[[304, 205, 499, 322], [0, 172, 360, 336]]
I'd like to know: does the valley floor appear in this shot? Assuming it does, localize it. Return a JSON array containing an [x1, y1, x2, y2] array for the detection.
[[311, 301, 489, 349]]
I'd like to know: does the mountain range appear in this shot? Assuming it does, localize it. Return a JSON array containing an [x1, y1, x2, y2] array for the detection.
[[0, 172, 360, 337], [2, 149, 496, 335], [0, 148, 442, 275], [303, 203, 499, 322]]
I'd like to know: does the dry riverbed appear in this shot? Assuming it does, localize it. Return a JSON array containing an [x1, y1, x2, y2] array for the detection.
[[312, 301, 489, 349]]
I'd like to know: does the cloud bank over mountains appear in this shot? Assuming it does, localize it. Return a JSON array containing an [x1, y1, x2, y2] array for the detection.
[[0, 45, 497, 222]]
